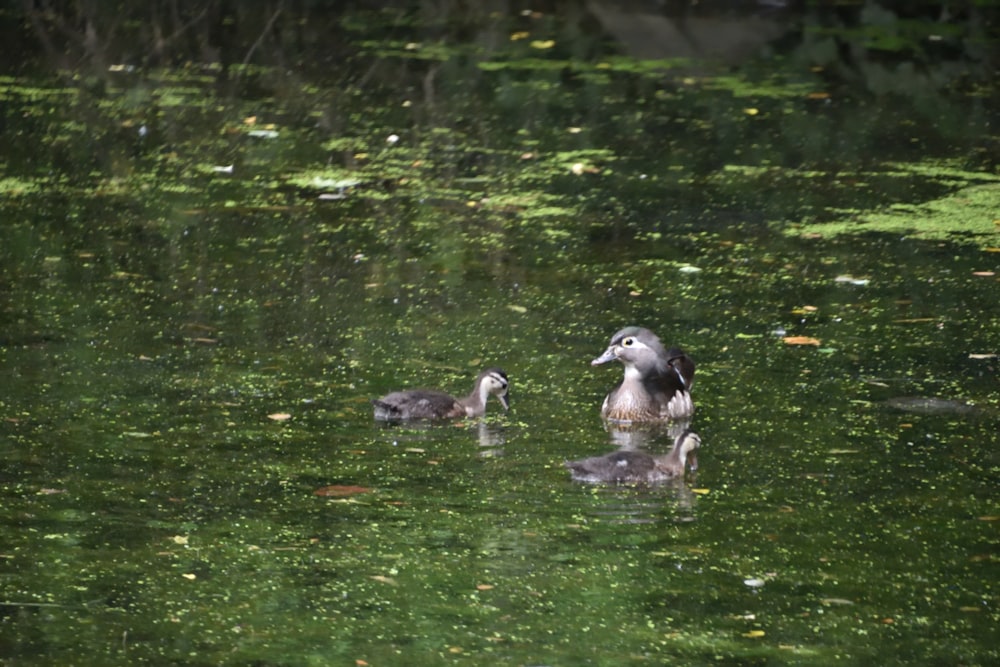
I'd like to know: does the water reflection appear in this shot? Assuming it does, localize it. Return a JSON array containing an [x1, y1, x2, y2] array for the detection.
[[567, 478, 699, 525], [473, 421, 508, 457], [372, 419, 509, 457], [603, 419, 693, 449]]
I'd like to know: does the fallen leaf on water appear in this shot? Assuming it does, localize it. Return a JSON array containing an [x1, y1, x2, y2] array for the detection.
[[969, 353, 997, 359], [834, 275, 869, 285], [743, 630, 766, 638], [171, 535, 189, 545], [972, 271, 995, 277], [370, 575, 397, 586], [181, 573, 196, 580], [476, 584, 494, 591], [268, 413, 292, 421], [691, 488, 711, 495], [314, 485, 372, 497], [820, 598, 854, 606], [783, 336, 821, 346]]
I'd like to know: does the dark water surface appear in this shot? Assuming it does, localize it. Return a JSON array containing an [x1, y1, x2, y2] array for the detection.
[[1, 3, 998, 665]]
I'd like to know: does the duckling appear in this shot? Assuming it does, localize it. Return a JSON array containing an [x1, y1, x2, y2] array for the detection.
[[372, 367, 510, 420], [565, 430, 701, 484], [592, 326, 695, 422]]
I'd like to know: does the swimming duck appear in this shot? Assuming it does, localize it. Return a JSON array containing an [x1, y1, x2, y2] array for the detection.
[[565, 430, 701, 484], [372, 367, 510, 420], [592, 326, 695, 422]]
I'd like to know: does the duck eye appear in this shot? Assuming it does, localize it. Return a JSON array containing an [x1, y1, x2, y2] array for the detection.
[[623, 337, 635, 346]]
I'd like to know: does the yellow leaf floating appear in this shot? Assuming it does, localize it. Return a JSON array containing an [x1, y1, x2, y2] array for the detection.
[[743, 630, 766, 638], [314, 485, 372, 497], [530, 40, 555, 49], [268, 413, 292, 421], [782, 336, 821, 346], [743, 108, 759, 116]]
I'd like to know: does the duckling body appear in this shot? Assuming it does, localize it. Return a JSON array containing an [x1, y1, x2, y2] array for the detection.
[[372, 367, 510, 421], [592, 326, 695, 422], [566, 430, 701, 484]]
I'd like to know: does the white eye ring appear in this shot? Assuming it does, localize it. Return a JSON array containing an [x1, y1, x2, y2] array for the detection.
[[623, 337, 635, 346]]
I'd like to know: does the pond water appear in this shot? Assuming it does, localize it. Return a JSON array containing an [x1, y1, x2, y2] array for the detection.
[[1, 3, 998, 665]]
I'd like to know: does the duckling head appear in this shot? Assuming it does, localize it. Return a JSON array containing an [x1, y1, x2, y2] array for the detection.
[[478, 367, 511, 410]]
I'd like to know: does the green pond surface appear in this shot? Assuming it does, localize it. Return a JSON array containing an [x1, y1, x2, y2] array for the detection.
[[1, 3, 998, 665]]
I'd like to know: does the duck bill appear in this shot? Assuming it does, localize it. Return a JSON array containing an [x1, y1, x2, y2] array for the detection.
[[498, 391, 511, 411], [591, 348, 617, 366], [687, 451, 699, 472]]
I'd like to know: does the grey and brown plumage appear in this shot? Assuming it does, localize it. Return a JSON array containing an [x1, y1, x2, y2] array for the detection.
[[372, 367, 510, 420], [565, 430, 702, 484], [591, 326, 695, 422]]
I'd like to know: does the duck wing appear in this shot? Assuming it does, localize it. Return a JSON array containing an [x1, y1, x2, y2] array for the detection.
[[372, 390, 463, 420], [565, 450, 656, 483]]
